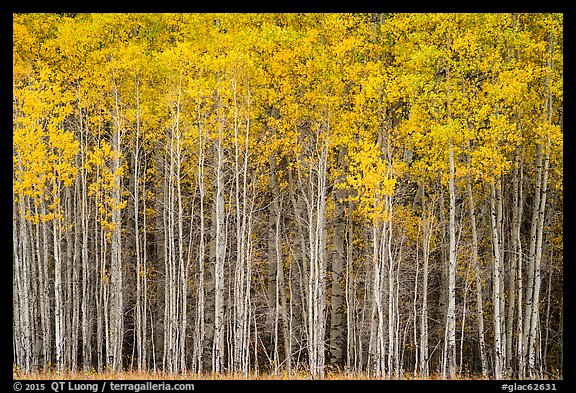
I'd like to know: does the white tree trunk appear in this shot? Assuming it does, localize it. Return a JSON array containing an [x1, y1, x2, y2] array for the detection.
[[443, 139, 457, 379], [466, 172, 489, 378]]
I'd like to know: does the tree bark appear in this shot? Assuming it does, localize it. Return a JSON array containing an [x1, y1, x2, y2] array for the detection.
[[466, 167, 489, 378], [444, 139, 457, 379]]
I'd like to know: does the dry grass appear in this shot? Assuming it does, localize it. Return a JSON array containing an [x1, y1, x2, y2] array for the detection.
[[15, 370, 364, 380], [14, 369, 495, 380]]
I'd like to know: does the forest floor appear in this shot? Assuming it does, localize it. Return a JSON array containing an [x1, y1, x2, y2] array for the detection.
[[14, 369, 492, 380]]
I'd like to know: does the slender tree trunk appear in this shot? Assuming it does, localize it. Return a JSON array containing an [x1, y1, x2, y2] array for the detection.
[[506, 187, 517, 374], [466, 164, 489, 378], [345, 201, 355, 374], [369, 220, 386, 378], [443, 139, 457, 379], [413, 221, 419, 378], [174, 74, 187, 374], [71, 185, 80, 372], [15, 196, 32, 373], [53, 197, 64, 373], [13, 212, 23, 372], [490, 176, 505, 379], [193, 99, 206, 376], [459, 261, 472, 377], [329, 149, 346, 369], [267, 156, 279, 369], [109, 69, 124, 372], [419, 185, 432, 378], [133, 73, 144, 372], [497, 178, 507, 374], [387, 201, 396, 378], [95, 176, 104, 372], [528, 141, 550, 378], [39, 202, 52, 368], [212, 102, 226, 374], [527, 26, 555, 378], [268, 154, 291, 375], [303, 129, 329, 379]]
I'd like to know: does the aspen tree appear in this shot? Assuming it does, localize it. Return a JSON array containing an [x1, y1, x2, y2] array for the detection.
[[12, 12, 563, 379]]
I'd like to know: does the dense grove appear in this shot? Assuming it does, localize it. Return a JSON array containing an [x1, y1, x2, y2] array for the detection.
[[13, 13, 562, 379]]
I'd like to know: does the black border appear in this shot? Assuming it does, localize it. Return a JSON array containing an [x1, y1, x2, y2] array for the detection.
[[6, 3, 572, 392]]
